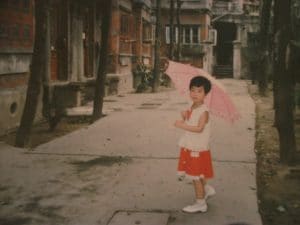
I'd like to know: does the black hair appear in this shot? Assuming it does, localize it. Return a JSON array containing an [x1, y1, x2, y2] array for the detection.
[[189, 76, 212, 94]]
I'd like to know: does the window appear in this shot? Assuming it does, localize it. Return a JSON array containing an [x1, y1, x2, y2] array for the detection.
[[143, 22, 152, 42], [184, 27, 190, 43], [0, 25, 8, 38], [165, 26, 170, 44], [120, 14, 129, 37], [165, 25, 179, 44], [23, 24, 31, 39], [209, 29, 217, 46], [10, 24, 20, 39], [120, 14, 135, 40], [183, 26, 200, 44], [8, 0, 22, 9], [192, 27, 199, 43], [12, 0, 20, 7], [22, 0, 30, 10], [166, 25, 200, 44]]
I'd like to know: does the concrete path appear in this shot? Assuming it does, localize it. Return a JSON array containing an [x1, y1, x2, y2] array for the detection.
[[0, 79, 261, 225]]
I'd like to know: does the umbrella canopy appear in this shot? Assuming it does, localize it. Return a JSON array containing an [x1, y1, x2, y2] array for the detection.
[[165, 60, 240, 123]]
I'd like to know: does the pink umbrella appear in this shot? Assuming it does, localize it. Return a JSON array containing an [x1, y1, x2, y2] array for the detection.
[[165, 60, 240, 123]]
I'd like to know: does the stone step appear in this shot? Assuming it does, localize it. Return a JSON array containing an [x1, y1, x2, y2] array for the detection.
[[65, 106, 92, 117], [213, 65, 233, 77]]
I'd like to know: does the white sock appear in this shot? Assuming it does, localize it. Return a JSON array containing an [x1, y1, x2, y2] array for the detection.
[[196, 199, 206, 204]]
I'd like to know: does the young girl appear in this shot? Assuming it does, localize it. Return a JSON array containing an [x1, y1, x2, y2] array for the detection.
[[174, 76, 215, 213]]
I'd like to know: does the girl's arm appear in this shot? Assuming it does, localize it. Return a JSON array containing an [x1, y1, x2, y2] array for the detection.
[[175, 111, 209, 133], [181, 110, 189, 120]]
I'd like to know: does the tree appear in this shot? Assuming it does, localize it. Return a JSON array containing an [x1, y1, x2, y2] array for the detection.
[[273, 0, 297, 164], [176, 0, 183, 61], [152, 0, 162, 92], [92, 1, 113, 121], [15, 0, 48, 147], [257, 0, 273, 96], [169, 0, 175, 59]]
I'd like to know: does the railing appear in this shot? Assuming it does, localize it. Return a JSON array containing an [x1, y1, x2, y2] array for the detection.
[[243, 2, 260, 16], [181, 0, 212, 10], [161, 0, 212, 10], [212, 0, 243, 15], [181, 44, 204, 56]]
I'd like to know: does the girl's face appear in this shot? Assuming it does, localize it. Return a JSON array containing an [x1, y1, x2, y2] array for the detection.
[[189, 86, 206, 104]]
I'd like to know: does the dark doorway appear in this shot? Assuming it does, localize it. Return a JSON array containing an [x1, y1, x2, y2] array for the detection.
[[215, 22, 236, 65]]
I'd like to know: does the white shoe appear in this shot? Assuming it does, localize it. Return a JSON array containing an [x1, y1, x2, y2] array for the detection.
[[182, 199, 207, 213], [204, 184, 216, 200]]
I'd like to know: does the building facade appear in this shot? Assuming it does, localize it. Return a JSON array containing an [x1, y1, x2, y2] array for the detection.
[[0, 0, 260, 135], [0, 0, 35, 135], [160, 0, 215, 74], [211, 0, 260, 78], [108, 0, 153, 93], [0, 0, 153, 135], [159, 0, 260, 78]]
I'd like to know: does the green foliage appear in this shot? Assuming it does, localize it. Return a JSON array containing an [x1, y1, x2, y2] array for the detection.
[[133, 61, 171, 93], [133, 62, 154, 93]]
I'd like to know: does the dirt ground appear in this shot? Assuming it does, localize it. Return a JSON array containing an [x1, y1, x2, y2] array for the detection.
[[248, 83, 300, 225], [1, 84, 300, 225], [0, 117, 91, 148]]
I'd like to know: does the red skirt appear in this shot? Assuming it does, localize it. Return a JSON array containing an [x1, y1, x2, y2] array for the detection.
[[177, 148, 214, 180]]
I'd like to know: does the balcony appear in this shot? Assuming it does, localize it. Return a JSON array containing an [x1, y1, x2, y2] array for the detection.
[[243, 1, 260, 16], [212, 0, 243, 16], [161, 0, 212, 11], [181, 44, 205, 56], [181, 0, 212, 10]]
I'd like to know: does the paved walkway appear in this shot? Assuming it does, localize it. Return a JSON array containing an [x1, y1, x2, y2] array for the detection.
[[0, 79, 261, 225]]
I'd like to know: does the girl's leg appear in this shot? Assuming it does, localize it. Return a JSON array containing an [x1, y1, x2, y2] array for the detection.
[[193, 178, 206, 199], [197, 179, 216, 200], [182, 178, 207, 213]]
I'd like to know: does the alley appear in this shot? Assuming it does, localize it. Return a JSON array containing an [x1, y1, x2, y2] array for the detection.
[[0, 79, 261, 225]]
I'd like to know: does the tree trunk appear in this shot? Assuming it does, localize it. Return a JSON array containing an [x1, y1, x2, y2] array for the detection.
[[258, 0, 272, 96], [273, 0, 296, 164], [92, 1, 113, 121], [152, 0, 162, 92], [15, 0, 48, 147], [169, 0, 175, 60], [176, 0, 182, 61]]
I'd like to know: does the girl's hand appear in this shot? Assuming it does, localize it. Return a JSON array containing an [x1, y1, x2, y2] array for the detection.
[[174, 120, 185, 129], [181, 110, 188, 120]]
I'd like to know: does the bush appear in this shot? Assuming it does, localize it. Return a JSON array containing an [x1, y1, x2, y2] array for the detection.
[[133, 62, 154, 93]]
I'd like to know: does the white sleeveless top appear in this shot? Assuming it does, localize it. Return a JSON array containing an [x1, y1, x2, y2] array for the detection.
[[178, 104, 211, 151]]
